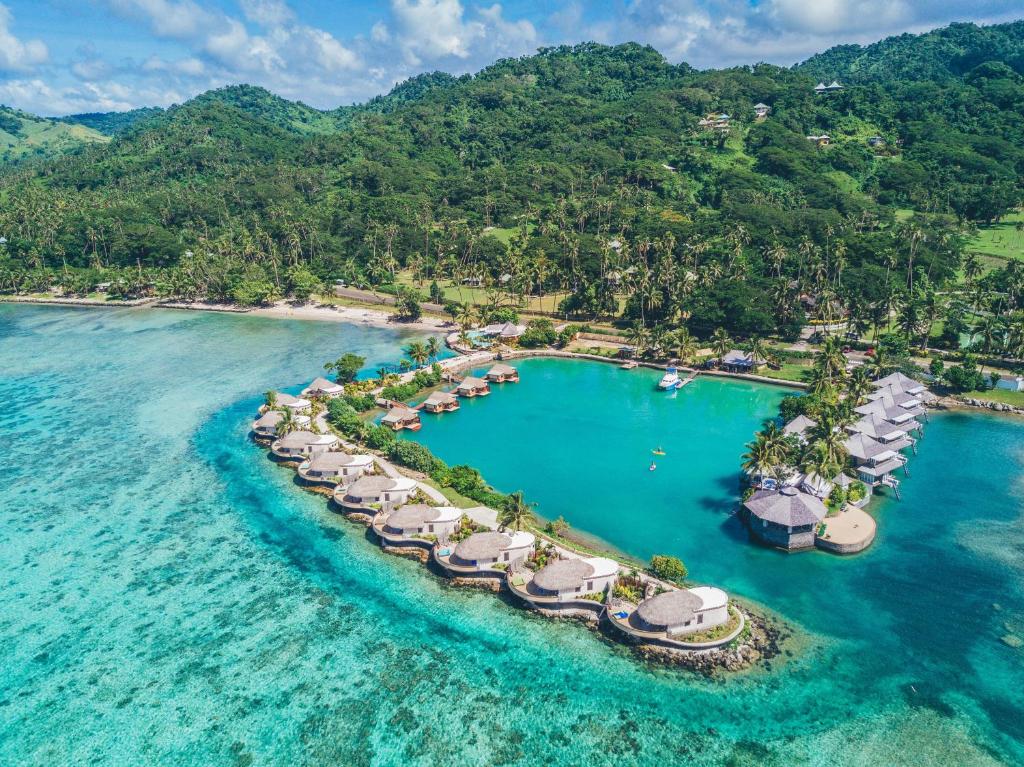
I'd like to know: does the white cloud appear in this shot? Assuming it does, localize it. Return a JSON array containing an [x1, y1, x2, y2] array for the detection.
[[0, 3, 48, 73], [5, 0, 1023, 115]]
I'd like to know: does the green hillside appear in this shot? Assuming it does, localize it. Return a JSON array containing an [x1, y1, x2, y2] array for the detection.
[[0, 106, 109, 163], [0, 22, 1021, 362]]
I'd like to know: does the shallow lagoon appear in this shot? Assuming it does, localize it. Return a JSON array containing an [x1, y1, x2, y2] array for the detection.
[[2, 305, 1023, 766]]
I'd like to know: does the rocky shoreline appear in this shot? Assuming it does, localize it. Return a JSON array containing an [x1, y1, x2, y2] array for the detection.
[[628, 608, 789, 675], [934, 395, 1024, 417]]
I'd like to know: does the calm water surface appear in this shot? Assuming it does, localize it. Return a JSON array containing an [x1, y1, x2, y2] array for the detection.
[[2, 305, 1023, 766]]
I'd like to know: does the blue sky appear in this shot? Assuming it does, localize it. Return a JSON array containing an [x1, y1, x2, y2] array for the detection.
[[0, 0, 1021, 115]]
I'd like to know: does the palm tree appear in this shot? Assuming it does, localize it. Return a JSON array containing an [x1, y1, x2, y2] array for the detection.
[[670, 328, 698, 366], [499, 491, 535, 532], [815, 336, 848, 382], [405, 340, 429, 369], [377, 366, 390, 384], [746, 335, 769, 366], [711, 327, 732, 362], [625, 323, 649, 358], [801, 441, 841, 483], [425, 336, 441, 362], [275, 407, 296, 437], [741, 436, 776, 484], [264, 390, 278, 408], [845, 366, 873, 405], [807, 413, 849, 469]]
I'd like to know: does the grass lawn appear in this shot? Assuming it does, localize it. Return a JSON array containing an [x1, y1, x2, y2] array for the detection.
[[966, 211, 1024, 263], [757, 363, 810, 383], [962, 388, 1024, 408]]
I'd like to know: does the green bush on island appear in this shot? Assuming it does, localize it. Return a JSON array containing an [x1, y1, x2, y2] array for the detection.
[[648, 554, 688, 584], [326, 400, 368, 438], [518, 319, 558, 348], [388, 440, 446, 476], [484, 307, 519, 325], [847, 481, 867, 504], [544, 516, 570, 537], [380, 364, 443, 402], [613, 582, 643, 603], [365, 424, 397, 451], [324, 353, 366, 384]]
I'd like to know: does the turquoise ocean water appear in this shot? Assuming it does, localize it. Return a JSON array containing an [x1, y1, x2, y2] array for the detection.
[[2, 305, 1023, 766]]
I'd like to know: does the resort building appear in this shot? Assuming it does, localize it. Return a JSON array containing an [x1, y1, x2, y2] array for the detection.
[[742, 486, 827, 550], [271, 431, 340, 459], [302, 377, 344, 398], [482, 322, 526, 340], [456, 377, 491, 397], [381, 406, 421, 431], [845, 432, 908, 493], [609, 586, 732, 647], [754, 102, 771, 118], [719, 349, 766, 373], [437, 530, 535, 573], [374, 503, 463, 546], [814, 81, 844, 93], [422, 390, 460, 413], [511, 556, 618, 608], [782, 415, 817, 443], [271, 392, 312, 414], [807, 134, 831, 147], [252, 409, 310, 437], [336, 475, 418, 513], [799, 470, 852, 500], [854, 396, 924, 433], [485, 363, 519, 383], [872, 371, 927, 396], [849, 413, 914, 446], [867, 135, 886, 147], [297, 451, 374, 485]]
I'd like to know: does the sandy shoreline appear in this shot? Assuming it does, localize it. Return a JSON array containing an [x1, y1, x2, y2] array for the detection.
[[1, 295, 453, 335]]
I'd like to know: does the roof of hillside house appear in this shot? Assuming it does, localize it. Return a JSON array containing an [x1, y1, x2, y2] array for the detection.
[[424, 390, 458, 405], [303, 377, 344, 395], [635, 589, 704, 629], [483, 322, 526, 338], [532, 557, 618, 591], [533, 558, 595, 591], [453, 531, 511, 562], [254, 410, 284, 428], [307, 452, 368, 470], [783, 415, 817, 438], [273, 392, 308, 407], [347, 475, 414, 495], [387, 503, 443, 527], [744, 487, 827, 527], [277, 430, 335, 448], [382, 406, 419, 424]]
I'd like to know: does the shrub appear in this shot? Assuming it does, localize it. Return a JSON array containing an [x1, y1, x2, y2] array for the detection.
[[365, 425, 397, 451], [388, 440, 446, 475], [648, 555, 688, 584], [519, 319, 557, 348]]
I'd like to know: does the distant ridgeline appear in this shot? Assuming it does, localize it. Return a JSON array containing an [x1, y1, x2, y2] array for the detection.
[[0, 21, 1022, 345]]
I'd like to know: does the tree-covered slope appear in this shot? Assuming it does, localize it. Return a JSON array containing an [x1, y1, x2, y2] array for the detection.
[[61, 107, 164, 136], [797, 20, 1024, 83], [0, 106, 109, 164]]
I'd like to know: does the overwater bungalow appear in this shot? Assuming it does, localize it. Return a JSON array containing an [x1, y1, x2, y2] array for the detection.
[[456, 377, 491, 397], [608, 586, 736, 648], [742, 486, 827, 550], [508, 556, 618, 614], [422, 390, 460, 413], [855, 397, 923, 432], [271, 430, 340, 459], [845, 432, 908, 492], [271, 392, 312, 414], [719, 349, 766, 373], [848, 413, 914, 445], [873, 372, 926, 396], [297, 451, 374, 485], [373, 503, 463, 548], [252, 409, 310, 437], [336, 475, 418, 513], [434, 530, 535, 575], [485, 363, 519, 383], [382, 406, 421, 431], [302, 377, 344, 398], [782, 415, 817, 443]]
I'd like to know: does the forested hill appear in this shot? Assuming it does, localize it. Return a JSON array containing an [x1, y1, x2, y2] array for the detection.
[[0, 21, 1022, 345], [798, 20, 1024, 83]]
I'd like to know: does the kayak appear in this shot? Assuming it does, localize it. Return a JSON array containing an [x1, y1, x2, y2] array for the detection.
[[652, 449, 666, 456]]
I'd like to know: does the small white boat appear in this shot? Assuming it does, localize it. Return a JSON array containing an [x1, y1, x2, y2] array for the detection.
[[658, 366, 683, 390]]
